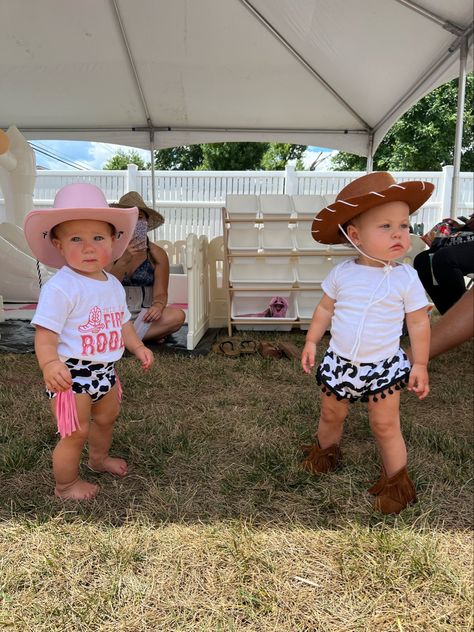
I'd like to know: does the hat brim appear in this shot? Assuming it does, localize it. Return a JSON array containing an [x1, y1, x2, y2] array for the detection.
[[110, 202, 165, 230], [24, 206, 138, 268], [311, 181, 435, 244]]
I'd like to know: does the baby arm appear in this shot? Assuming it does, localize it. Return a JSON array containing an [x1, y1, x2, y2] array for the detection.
[[301, 293, 335, 374], [34, 326, 72, 392], [122, 321, 154, 370], [405, 307, 430, 400]]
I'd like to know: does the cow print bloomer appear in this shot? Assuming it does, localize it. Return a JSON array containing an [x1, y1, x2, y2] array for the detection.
[[316, 348, 411, 403], [46, 359, 117, 402]]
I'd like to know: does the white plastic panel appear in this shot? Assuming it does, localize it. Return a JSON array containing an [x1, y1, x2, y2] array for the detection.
[[292, 195, 326, 218], [260, 224, 294, 251], [296, 256, 349, 284], [259, 194, 294, 216], [226, 194, 259, 220], [229, 257, 296, 286], [227, 224, 260, 251]]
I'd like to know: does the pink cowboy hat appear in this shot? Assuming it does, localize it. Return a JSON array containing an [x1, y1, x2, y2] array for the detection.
[[24, 183, 138, 268]]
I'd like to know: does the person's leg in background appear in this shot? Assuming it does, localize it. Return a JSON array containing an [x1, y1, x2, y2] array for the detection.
[[414, 242, 473, 315], [431, 242, 474, 313]]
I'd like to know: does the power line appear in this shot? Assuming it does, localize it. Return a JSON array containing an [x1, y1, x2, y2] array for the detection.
[[33, 141, 93, 171], [29, 143, 90, 171]]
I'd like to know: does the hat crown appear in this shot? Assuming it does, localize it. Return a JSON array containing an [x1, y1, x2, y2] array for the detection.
[[336, 172, 397, 202], [54, 183, 109, 209], [117, 191, 145, 208]]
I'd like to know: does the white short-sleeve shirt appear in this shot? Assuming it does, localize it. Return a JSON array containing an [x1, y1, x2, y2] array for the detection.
[[321, 259, 428, 363], [31, 266, 131, 362]]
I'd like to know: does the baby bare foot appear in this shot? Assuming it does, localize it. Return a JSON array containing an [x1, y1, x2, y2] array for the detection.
[[55, 479, 99, 501], [88, 456, 128, 477]]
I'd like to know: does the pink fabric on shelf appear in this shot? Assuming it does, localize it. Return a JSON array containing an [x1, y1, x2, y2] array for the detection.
[[56, 389, 80, 438], [236, 296, 289, 318]]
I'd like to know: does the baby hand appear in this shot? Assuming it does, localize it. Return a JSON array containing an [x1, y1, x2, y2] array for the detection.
[[43, 360, 73, 392], [134, 345, 154, 371], [301, 341, 317, 374], [408, 364, 429, 400]]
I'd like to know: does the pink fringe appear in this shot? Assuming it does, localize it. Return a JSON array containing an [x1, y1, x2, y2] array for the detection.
[[56, 389, 80, 438], [115, 371, 123, 402]]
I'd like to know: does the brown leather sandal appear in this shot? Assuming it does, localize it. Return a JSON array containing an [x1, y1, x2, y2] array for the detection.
[[258, 341, 283, 359], [373, 466, 417, 514], [300, 440, 342, 474], [277, 341, 301, 360]]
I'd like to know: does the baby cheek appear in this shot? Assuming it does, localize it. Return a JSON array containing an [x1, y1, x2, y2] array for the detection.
[[96, 243, 114, 265]]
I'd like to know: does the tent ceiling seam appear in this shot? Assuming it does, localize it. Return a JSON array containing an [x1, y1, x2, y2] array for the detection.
[[393, 0, 466, 36], [372, 28, 473, 136], [238, 0, 371, 131], [16, 127, 369, 135], [110, 0, 153, 130]]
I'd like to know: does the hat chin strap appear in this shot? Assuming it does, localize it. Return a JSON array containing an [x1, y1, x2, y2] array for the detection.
[[337, 223, 391, 268], [337, 223, 393, 362]]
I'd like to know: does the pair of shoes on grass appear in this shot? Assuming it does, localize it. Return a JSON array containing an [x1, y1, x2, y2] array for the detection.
[[301, 441, 417, 515], [213, 337, 301, 360], [257, 341, 301, 360]]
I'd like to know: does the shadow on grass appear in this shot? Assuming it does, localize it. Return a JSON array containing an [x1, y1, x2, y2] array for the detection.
[[0, 333, 472, 532]]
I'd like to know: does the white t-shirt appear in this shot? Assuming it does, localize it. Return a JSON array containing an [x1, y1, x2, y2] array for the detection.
[[321, 259, 428, 363], [31, 266, 131, 362]]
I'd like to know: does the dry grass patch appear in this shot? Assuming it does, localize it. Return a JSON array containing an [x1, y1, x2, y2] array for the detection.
[[0, 331, 473, 630]]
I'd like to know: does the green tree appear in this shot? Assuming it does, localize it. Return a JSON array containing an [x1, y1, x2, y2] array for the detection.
[[152, 142, 309, 170], [200, 142, 269, 170], [103, 149, 147, 170], [331, 76, 474, 171], [154, 145, 204, 170], [261, 143, 307, 170]]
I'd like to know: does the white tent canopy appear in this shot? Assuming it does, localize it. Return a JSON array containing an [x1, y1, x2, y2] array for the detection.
[[1, 0, 472, 158]]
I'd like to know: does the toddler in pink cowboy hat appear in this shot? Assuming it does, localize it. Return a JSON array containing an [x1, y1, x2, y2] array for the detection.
[[300, 172, 433, 514], [24, 183, 154, 501]]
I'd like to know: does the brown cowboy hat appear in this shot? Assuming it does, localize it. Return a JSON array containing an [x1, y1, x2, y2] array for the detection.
[[110, 191, 165, 230], [311, 172, 434, 245]]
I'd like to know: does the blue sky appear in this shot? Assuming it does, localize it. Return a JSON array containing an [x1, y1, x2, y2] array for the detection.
[[33, 141, 333, 171]]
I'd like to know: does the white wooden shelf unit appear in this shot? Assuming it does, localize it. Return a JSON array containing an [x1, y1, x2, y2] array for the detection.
[[223, 194, 354, 335]]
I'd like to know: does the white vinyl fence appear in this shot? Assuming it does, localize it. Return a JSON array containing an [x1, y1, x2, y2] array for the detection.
[[28, 165, 474, 242]]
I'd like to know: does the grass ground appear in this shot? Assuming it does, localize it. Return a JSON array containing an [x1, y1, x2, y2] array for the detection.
[[0, 330, 472, 631]]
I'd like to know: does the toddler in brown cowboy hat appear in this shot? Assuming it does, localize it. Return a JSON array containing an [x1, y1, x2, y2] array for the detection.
[[301, 172, 433, 514]]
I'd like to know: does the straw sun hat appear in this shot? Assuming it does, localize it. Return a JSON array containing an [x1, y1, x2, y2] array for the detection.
[[24, 183, 138, 269], [110, 191, 165, 231], [312, 171, 434, 245]]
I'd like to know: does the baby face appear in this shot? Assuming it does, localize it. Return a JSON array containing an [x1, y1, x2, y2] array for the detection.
[[347, 201, 411, 264], [52, 219, 115, 279]]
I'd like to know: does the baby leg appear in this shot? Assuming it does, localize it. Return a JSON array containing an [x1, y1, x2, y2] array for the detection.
[[318, 392, 349, 448], [52, 393, 98, 500], [301, 393, 348, 474], [368, 391, 417, 514], [87, 386, 127, 477], [368, 391, 406, 476]]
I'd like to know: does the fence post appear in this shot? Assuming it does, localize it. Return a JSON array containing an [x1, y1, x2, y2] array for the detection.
[[285, 164, 297, 195], [127, 163, 138, 192], [440, 165, 453, 218]]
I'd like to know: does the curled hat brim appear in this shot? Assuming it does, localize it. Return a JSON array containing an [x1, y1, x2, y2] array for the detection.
[[23, 206, 138, 269], [311, 181, 435, 244], [109, 202, 165, 231]]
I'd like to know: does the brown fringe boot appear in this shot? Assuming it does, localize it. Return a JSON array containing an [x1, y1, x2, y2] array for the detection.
[[373, 466, 417, 514], [367, 467, 387, 496], [301, 440, 342, 474]]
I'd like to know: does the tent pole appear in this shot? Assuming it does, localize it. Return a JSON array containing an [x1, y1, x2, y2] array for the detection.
[[450, 36, 468, 219], [150, 129, 156, 212], [366, 133, 374, 172]]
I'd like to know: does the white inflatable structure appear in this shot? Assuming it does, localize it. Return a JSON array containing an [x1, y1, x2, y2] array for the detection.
[[0, 126, 53, 302]]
